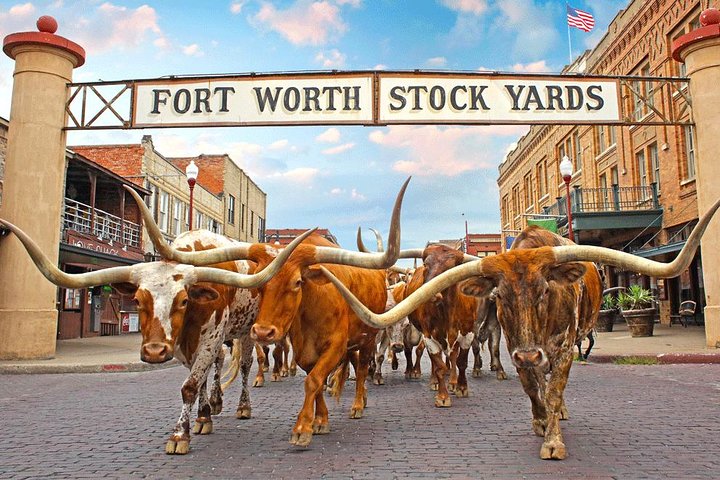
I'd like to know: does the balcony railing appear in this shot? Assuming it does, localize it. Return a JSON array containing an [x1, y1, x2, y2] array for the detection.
[[543, 184, 660, 218], [63, 198, 141, 248]]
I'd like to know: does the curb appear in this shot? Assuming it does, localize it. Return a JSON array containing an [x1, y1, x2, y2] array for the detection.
[[0, 359, 181, 375], [588, 353, 720, 364]]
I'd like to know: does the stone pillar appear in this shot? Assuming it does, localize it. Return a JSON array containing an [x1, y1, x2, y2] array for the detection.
[[673, 9, 720, 348], [0, 17, 85, 359]]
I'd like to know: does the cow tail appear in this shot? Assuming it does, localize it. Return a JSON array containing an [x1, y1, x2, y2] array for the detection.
[[328, 358, 349, 402], [221, 339, 242, 392]]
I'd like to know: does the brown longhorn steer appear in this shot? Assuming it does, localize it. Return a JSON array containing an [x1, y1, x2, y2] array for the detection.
[[320, 196, 720, 460], [245, 178, 409, 447], [470, 289, 506, 380], [0, 187, 307, 455]]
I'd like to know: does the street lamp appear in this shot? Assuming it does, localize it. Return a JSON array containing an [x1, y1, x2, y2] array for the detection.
[[559, 155, 575, 242], [185, 160, 199, 230]]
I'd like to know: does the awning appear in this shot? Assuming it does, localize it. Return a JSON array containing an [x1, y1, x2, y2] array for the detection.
[[633, 241, 686, 258]]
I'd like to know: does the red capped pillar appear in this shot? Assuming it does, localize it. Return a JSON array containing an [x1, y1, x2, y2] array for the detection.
[[672, 8, 720, 348], [0, 17, 85, 359]]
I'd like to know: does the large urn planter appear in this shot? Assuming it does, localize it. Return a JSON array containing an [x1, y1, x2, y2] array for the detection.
[[622, 308, 656, 337], [595, 309, 616, 332]]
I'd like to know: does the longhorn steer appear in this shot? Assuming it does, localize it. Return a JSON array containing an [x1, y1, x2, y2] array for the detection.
[[0, 187, 306, 455], [247, 178, 409, 447], [470, 289, 506, 380], [320, 196, 720, 460]]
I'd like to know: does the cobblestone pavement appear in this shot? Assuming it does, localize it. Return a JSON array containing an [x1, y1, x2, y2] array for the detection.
[[2, 351, 719, 479]]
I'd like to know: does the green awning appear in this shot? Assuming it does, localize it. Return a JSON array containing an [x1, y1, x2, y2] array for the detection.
[[527, 218, 558, 233]]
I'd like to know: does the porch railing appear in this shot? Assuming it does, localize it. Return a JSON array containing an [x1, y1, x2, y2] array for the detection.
[[543, 184, 660, 217], [63, 198, 141, 248]]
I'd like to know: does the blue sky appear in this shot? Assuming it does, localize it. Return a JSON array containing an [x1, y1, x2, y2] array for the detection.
[[0, 0, 628, 250]]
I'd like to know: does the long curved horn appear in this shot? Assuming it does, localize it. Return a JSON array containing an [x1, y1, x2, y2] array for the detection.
[[314, 177, 410, 268], [399, 248, 478, 263], [320, 259, 485, 328], [124, 185, 257, 265], [356, 227, 385, 253], [192, 229, 317, 287], [0, 219, 133, 288], [552, 196, 720, 277]]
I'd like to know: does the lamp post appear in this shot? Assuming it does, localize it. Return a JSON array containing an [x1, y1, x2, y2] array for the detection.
[[185, 160, 199, 231], [559, 155, 574, 242]]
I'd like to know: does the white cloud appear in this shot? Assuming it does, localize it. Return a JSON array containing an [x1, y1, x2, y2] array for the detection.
[[495, 0, 558, 59], [440, 0, 487, 15], [330, 187, 343, 195], [268, 139, 289, 150], [426, 56, 447, 68], [322, 142, 354, 155], [369, 125, 526, 176], [315, 48, 346, 68], [230, 1, 245, 14], [8, 3, 35, 17], [316, 127, 341, 143], [336, 0, 361, 6], [252, 0, 347, 46], [182, 43, 204, 57], [373, 64, 387, 70], [269, 167, 320, 185], [511, 60, 551, 73], [350, 188, 366, 201]]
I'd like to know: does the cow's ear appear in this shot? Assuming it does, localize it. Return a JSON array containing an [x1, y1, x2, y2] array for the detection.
[[302, 265, 329, 285], [188, 285, 220, 303], [111, 282, 137, 296], [548, 262, 586, 284], [460, 276, 495, 297]]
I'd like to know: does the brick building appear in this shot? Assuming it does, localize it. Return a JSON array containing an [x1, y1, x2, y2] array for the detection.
[[465, 233, 502, 257], [265, 228, 338, 246], [498, 0, 716, 325], [170, 154, 266, 243]]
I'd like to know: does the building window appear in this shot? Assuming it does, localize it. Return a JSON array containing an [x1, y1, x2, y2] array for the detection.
[[241, 203, 246, 231], [184, 204, 189, 231], [195, 211, 203, 231], [684, 125, 696, 180], [670, 13, 701, 77], [228, 195, 236, 225], [599, 173, 609, 210], [173, 199, 183, 236], [501, 195, 510, 226], [596, 126, 606, 154], [158, 190, 169, 233], [523, 173, 533, 209], [250, 210, 255, 237], [258, 216, 265, 241], [573, 130, 581, 168], [649, 142, 660, 194], [535, 158, 547, 197], [636, 149, 647, 187], [608, 126, 616, 146], [641, 64, 654, 110]]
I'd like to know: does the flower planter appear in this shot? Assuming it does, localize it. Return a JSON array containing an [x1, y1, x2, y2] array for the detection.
[[622, 308, 656, 337], [596, 309, 616, 332]]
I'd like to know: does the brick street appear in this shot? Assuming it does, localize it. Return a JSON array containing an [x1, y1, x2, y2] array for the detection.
[[2, 353, 719, 479]]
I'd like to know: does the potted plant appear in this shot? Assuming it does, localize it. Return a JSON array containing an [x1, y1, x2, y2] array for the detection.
[[596, 294, 617, 332], [617, 285, 657, 337]]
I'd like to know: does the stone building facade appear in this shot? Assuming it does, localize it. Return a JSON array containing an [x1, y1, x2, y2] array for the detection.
[[498, 0, 717, 325]]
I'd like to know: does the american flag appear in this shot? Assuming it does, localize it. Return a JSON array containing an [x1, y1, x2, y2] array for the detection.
[[567, 5, 595, 32]]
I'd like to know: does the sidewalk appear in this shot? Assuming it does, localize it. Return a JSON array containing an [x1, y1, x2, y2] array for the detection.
[[0, 333, 180, 374], [0, 323, 719, 374]]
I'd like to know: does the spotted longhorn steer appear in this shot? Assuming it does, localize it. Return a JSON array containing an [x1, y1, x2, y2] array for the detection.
[[320, 195, 720, 460], [370, 281, 406, 385], [470, 289, 506, 380], [0, 188, 307, 455]]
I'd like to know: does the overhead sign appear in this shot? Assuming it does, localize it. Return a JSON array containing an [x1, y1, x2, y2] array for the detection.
[[129, 72, 622, 128]]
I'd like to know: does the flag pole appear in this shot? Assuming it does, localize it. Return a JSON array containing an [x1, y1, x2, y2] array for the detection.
[[566, 2, 573, 63]]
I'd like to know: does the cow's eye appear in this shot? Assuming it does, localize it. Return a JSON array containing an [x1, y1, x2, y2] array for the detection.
[[295, 279, 304, 289], [181, 298, 188, 307]]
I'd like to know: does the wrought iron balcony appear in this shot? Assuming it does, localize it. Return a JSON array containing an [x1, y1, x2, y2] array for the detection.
[[543, 184, 662, 232], [63, 198, 141, 248]]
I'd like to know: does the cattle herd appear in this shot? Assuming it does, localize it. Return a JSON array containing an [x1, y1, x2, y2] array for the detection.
[[2, 178, 719, 461]]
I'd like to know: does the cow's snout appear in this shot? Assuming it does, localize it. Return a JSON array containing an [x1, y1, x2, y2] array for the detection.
[[390, 342, 404, 353], [141, 342, 173, 363], [251, 324, 278, 344], [511, 348, 547, 368]]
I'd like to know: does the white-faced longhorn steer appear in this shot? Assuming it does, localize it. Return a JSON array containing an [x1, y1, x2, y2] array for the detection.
[[320, 196, 720, 460], [0, 186, 309, 455]]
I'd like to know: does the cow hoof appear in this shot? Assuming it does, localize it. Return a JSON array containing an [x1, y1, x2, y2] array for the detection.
[[391, 358, 399, 370], [350, 407, 364, 419], [434, 395, 452, 408], [448, 383, 457, 393], [313, 423, 330, 435], [235, 406, 252, 419], [410, 371, 421, 379], [560, 406, 569, 420], [373, 376, 384, 385], [472, 368, 482, 378], [454, 386, 469, 398], [192, 417, 213, 435], [429, 382, 439, 391], [280, 369, 289, 377], [253, 377, 264, 387], [289, 367, 297, 376], [165, 439, 190, 455], [271, 373, 281, 382], [540, 441, 567, 460], [290, 432, 313, 447], [532, 419, 547, 436], [496, 370, 508, 381]]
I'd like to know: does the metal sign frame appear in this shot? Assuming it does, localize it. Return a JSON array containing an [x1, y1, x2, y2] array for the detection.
[[64, 70, 693, 130]]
